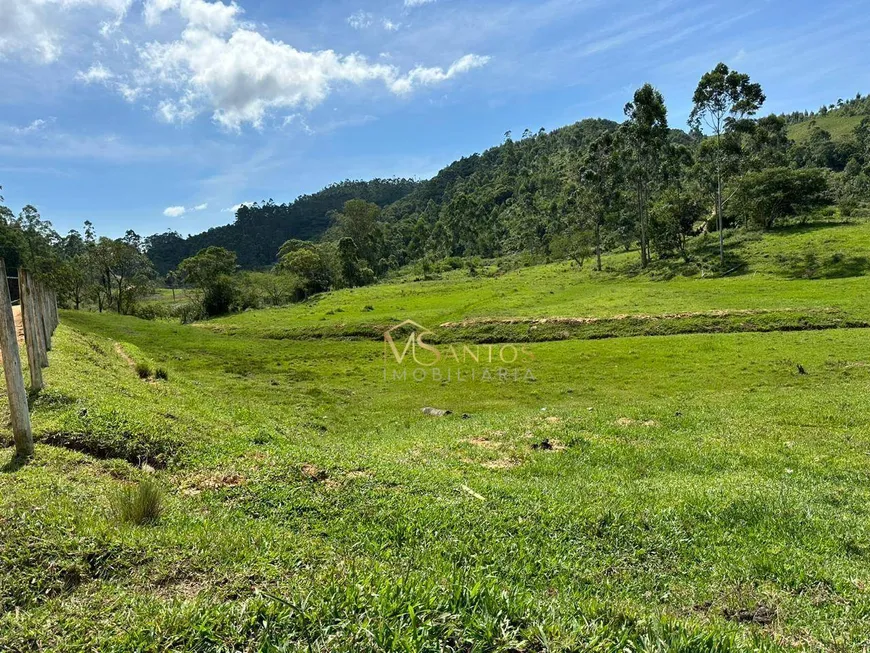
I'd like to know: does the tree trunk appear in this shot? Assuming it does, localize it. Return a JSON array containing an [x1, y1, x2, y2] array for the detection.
[[595, 218, 602, 272], [19, 270, 43, 392], [717, 170, 724, 266], [637, 182, 647, 268]]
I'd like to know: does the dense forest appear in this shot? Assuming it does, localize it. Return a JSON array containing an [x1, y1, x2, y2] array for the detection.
[[145, 178, 419, 274]]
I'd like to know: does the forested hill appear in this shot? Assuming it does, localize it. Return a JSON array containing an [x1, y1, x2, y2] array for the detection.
[[146, 118, 627, 272], [145, 178, 418, 273], [145, 90, 869, 274]]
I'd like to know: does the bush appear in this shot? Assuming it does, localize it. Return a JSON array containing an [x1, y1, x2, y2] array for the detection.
[[840, 199, 858, 217], [131, 303, 170, 321], [154, 367, 168, 381], [170, 301, 207, 324], [135, 362, 151, 379], [732, 167, 830, 229], [203, 275, 238, 316], [111, 479, 164, 526]]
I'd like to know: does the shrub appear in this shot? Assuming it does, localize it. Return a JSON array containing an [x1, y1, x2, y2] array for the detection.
[[135, 362, 151, 379], [170, 301, 207, 324], [154, 367, 168, 381], [840, 199, 858, 217], [111, 479, 164, 526], [732, 167, 830, 229], [131, 303, 170, 321]]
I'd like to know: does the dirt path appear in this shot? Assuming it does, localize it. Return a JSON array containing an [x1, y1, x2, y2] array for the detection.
[[0, 306, 25, 364], [12, 305, 24, 342]]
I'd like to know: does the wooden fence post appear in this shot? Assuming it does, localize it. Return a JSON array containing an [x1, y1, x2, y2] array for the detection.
[[19, 270, 43, 392], [51, 290, 59, 332], [26, 276, 48, 368], [0, 260, 33, 458], [34, 280, 51, 357]]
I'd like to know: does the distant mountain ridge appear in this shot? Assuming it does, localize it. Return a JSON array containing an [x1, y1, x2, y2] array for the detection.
[[145, 179, 418, 274], [145, 119, 623, 272]]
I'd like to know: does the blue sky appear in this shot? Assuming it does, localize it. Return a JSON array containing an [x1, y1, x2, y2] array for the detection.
[[1, 0, 868, 239]]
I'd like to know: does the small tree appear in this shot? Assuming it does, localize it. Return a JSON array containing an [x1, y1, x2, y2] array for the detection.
[[577, 132, 621, 271], [277, 245, 332, 297], [622, 83, 670, 268], [689, 63, 765, 265], [178, 246, 238, 316]]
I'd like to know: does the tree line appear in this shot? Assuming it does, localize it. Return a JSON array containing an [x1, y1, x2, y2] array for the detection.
[[0, 194, 155, 314]]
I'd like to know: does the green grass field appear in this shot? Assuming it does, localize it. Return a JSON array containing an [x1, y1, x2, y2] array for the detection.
[[3, 220, 870, 651], [788, 114, 865, 142]]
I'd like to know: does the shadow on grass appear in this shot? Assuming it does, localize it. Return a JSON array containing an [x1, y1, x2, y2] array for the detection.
[[1, 452, 31, 473], [782, 252, 870, 279], [767, 219, 857, 237]]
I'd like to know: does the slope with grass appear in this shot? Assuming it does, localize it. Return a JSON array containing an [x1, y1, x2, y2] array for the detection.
[[3, 220, 870, 651], [787, 114, 866, 142], [203, 217, 870, 341]]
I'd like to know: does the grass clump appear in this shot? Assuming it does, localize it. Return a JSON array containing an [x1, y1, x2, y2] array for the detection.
[[111, 478, 164, 526], [135, 361, 152, 379], [154, 367, 169, 381]]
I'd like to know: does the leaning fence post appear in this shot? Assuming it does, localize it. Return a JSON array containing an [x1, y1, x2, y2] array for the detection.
[[0, 260, 34, 458], [34, 280, 51, 355], [19, 270, 43, 392]]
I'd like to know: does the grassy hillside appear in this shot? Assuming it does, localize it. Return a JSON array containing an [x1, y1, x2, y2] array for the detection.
[[4, 219, 870, 650], [203, 217, 870, 340], [788, 114, 865, 142]]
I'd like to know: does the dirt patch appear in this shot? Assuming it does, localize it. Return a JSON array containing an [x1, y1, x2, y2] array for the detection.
[[722, 604, 776, 625], [615, 418, 660, 427], [301, 464, 328, 481], [544, 416, 562, 424], [440, 308, 838, 329], [0, 306, 25, 363], [180, 471, 246, 496], [481, 458, 521, 470], [466, 437, 503, 449]]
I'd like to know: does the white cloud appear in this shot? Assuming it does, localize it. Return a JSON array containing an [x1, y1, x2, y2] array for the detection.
[[388, 54, 490, 94], [143, 0, 240, 33], [76, 62, 114, 84], [222, 201, 253, 212], [404, 0, 436, 6], [163, 205, 186, 217], [0, 0, 132, 63], [11, 119, 49, 135], [163, 202, 207, 216], [132, 23, 489, 129], [347, 10, 373, 30], [3, 0, 489, 132]]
